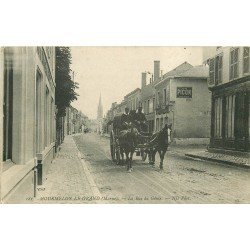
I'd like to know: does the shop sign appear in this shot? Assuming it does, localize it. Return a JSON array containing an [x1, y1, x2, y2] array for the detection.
[[176, 87, 192, 98]]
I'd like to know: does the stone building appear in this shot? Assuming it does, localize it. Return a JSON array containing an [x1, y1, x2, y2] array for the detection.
[[154, 62, 211, 140], [112, 100, 127, 117], [0, 47, 56, 203], [203, 46, 250, 152], [124, 88, 141, 111]]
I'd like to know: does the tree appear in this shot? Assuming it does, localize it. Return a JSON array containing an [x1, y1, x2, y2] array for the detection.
[[55, 47, 79, 117]]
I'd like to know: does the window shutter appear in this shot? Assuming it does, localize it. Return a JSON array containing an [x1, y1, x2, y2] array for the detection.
[[209, 58, 215, 85], [243, 47, 249, 73], [234, 48, 239, 78], [230, 50, 234, 80], [218, 54, 223, 83]]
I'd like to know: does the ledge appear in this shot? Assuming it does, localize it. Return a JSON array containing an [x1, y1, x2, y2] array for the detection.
[[1, 158, 36, 199]]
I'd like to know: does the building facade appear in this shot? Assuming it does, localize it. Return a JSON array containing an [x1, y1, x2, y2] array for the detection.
[[154, 63, 211, 139], [1, 47, 56, 203], [204, 47, 250, 152], [104, 60, 211, 140], [124, 88, 141, 111]]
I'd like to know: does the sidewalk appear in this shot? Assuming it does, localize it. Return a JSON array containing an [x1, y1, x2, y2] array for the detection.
[[34, 135, 100, 204], [185, 150, 250, 169]]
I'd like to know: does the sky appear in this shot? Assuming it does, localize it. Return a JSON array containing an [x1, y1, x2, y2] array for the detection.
[[70, 47, 203, 119]]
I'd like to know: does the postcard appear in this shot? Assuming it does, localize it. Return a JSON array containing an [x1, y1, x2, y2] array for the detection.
[[1, 46, 249, 204]]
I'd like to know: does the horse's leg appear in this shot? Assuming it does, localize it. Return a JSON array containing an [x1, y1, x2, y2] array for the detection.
[[152, 149, 157, 166], [159, 149, 167, 170], [148, 148, 153, 164], [159, 150, 164, 170], [130, 150, 134, 171], [120, 148, 124, 165], [125, 151, 130, 172]]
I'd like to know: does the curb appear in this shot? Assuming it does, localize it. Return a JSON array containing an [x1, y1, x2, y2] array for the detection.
[[185, 153, 250, 169]]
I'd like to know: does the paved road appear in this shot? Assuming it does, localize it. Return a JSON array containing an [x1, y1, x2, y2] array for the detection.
[[72, 133, 250, 204]]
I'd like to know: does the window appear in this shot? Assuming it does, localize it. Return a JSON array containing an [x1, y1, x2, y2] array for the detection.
[[214, 97, 223, 138], [225, 95, 235, 138], [3, 60, 13, 161], [243, 47, 250, 74], [160, 118, 163, 130], [149, 99, 153, 113], [147, 100, 150, 114], [230, 48, 239, 80], [163, 89, 167, 105], [209, 58, 215, 85], [136, 97, 139, 109], [144, 101, 147, 113], [209, 54, 223, 85], [215, 54, 223, 84], [153, 98, 155, 110], [157, 91, 160, 106]]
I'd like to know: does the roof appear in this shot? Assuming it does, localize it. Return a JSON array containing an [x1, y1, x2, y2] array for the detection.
[[124, 88, 141, 98], [163, 62, 193, 78], [174, 65, 209, 78], [155, 62, 208, 87]]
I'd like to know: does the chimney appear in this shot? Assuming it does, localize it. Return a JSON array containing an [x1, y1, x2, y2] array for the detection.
[[154, 60, 160, 82], [141, 72, 147, 88]]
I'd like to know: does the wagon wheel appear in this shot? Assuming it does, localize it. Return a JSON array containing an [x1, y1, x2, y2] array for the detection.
[[141, 149, 147, 161], [110, 131, 116, 162]]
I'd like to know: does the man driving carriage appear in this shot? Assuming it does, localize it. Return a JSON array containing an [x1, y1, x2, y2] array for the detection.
[[120, 107, 131, 130], [135, 107, 148, 133]]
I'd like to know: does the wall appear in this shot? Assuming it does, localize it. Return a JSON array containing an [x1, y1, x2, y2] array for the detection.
[[1, 47, 56, 202], [170, 78, 211, 138], [207, 47, 250, 86]]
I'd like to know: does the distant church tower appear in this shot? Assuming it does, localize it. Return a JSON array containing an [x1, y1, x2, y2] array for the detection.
[[97, 94, 103, 134], [97, 94, 103, 120]]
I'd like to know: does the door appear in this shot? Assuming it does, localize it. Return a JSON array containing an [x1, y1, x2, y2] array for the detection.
[[234, 92, 247, 151]]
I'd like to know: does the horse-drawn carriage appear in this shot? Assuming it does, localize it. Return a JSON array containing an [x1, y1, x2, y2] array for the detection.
[[109, 115, 152, 165], [109, 114, 172, 172]]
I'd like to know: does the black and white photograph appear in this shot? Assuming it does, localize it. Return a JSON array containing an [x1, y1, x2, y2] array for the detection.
[[1, 1, 250, 249], [1, 46, 249, 204]]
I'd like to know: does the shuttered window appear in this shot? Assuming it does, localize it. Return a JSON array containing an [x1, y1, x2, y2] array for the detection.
[[209, 58, 215, 85], [230, 48, 239, 80], [243, 47, 250, 74], [218, 54, 223, 84]]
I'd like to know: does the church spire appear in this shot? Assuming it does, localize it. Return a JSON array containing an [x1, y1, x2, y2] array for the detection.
[[97, 93, 103, 120]]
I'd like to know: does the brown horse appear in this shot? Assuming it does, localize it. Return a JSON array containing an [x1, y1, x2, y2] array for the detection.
[[118, 125, 138, 172], [147, 124, 171, 170]]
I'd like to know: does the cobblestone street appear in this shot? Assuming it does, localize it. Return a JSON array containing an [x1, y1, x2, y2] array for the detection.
[[34, 133, 250, 204]]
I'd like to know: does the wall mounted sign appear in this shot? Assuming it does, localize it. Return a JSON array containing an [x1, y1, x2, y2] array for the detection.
[[176, 87, 192, 98]]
